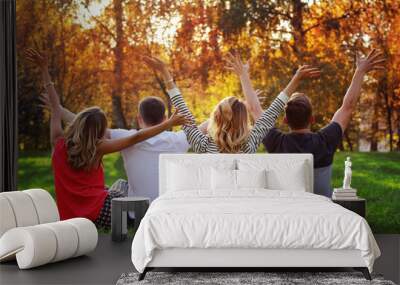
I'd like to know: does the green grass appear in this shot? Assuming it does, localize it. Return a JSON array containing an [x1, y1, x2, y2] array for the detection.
[[331, 152, 400, 234], [17, 151, 126, 196], [18, 151, 400, 233]]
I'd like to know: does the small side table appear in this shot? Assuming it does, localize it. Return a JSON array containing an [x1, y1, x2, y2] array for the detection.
[[332, 198, 366, 218], [111, 197, 150, 242]]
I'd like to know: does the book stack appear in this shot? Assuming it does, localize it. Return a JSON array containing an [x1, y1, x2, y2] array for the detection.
[[332, 188, 358, 200]]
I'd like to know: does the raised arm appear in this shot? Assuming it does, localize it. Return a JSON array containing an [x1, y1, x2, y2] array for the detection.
[[142, 56, 210, 153], [246, 92, 289, 152], [198, 120, 209, 134], [225, 53, 264, 120], [282, 65, 321, 96], [39, 92, 76, 123], [246, 65, 321, 152], [97, 109, 188, 155], [38, 92, 113, 139], [225, 54, 320, 122], [332, 49, 385, 132], [60, 107, 76, 123], [25, 49, 63, 146], [141, 56, 194, 122]]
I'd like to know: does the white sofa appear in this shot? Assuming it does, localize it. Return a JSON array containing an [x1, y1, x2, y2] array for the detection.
[[0, 189, 98, 269]]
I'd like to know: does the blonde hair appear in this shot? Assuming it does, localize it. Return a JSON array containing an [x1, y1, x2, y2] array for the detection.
[[208, 96, 250, 153], [64, 107, 107, 170]]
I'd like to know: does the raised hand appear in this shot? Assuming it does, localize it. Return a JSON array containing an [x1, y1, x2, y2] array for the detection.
[[356, 49, 385, 74], [224, 52, 265, 120], [168, 109, 192, 127], [142, 56, 168, 73], [294, 65, 321, 80], [38, 92, 51, 110], [331, 49, 385, 132], [254, 89, 264, 99], [25, 47, 54, 89], [282, 65, 320, 97], [26, 48, 63, 145], [143, 55, 175, 88], [25, 48, 48, 71], [224, 52, 250, 77]]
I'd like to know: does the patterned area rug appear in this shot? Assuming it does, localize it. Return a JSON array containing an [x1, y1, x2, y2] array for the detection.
[[117, 272, 396, 285]]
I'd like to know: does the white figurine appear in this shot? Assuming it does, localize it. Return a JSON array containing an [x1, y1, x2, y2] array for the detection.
[[342, 157, 352, 189]]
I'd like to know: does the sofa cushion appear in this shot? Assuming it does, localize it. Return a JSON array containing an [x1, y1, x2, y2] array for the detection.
[[0, 190, 60, 238], [24, 189, 59, 224], [0, 226, 57, 269], [0, 196, 17, 237], [42, 222, 79, 262], [0, 192, 39, 227], [66, 218, 98, 257]]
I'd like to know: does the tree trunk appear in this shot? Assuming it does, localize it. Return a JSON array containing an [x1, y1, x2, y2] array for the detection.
[[381, 79, 393, 151], [344, 131, 353, 151], [370, 121, 378, 151], [375, 76, 393, 151], [397, 120, 400, 151], [290, 0, 306, 61], [58, 10, 66, 106], [370, 93, 380, 151], [338, 140, 344, 151], [112, 0, 127, 128], [384, 95, 393, 152]]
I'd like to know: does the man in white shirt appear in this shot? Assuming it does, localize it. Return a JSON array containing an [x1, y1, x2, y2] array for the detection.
[[110, 96, 190, 202]]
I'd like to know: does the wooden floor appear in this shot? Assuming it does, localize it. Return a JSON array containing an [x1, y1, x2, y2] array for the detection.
[[0, 234, 398, 285]]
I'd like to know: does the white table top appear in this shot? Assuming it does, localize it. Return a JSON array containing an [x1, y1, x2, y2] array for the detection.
[[112, 197, 150, 202]]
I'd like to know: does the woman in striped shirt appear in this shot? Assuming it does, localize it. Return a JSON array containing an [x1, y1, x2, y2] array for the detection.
[[143, 56, 320, 154]]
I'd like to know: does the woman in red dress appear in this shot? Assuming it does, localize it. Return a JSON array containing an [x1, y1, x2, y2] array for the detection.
[[26, 48, 187, 229]]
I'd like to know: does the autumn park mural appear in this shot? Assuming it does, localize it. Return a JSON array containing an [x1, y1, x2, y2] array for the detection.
[[16, 0, 399, 233]]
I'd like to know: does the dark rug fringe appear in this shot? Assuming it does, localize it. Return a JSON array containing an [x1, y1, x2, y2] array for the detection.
[[116, 271, 395, 285]]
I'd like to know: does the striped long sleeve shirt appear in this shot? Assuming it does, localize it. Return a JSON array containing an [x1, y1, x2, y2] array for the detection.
[[167, 87, 289, 153]]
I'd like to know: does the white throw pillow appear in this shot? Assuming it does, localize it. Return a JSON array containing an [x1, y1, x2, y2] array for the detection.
[[167, 159, 236, 192], [211, 169, 268, 191], [266, 165, 307, 191], [167, 163, 211, 191], [237, 159, 308, 191], [211, 168, 237, 190], [236, 169, 267, 189]]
